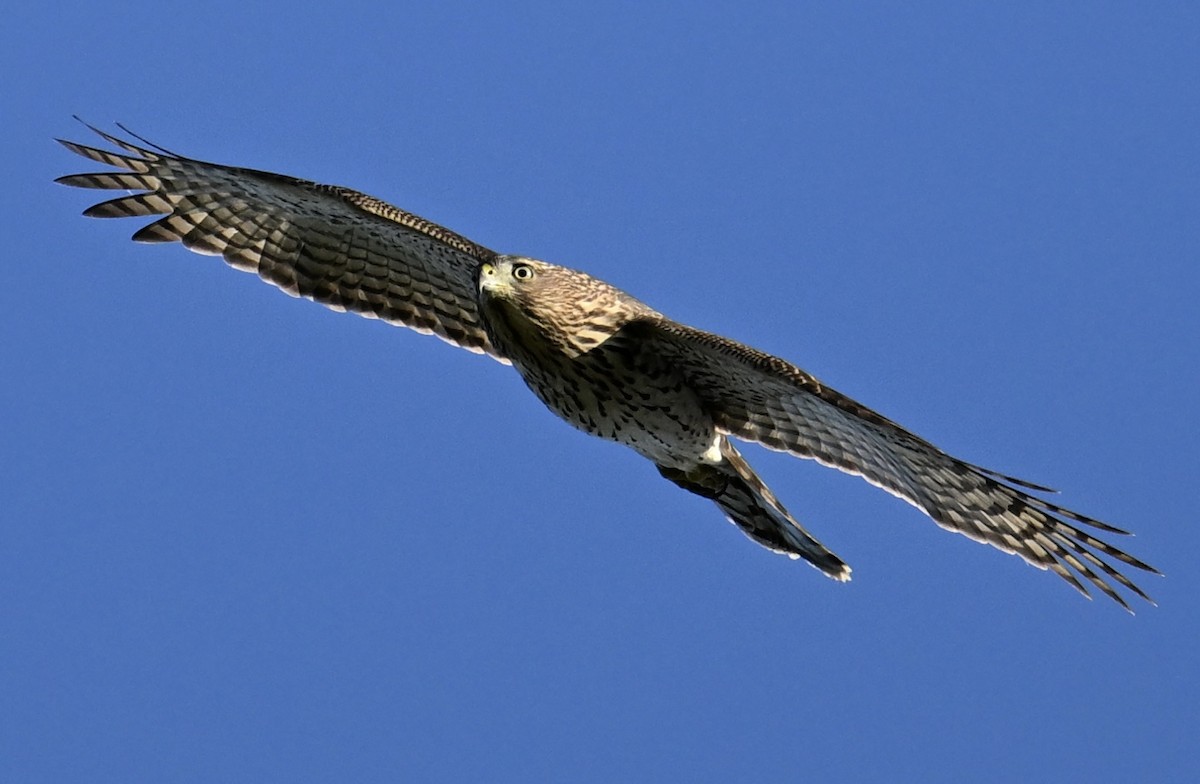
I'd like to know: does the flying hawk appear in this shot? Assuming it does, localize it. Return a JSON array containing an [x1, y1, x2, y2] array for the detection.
[[57, 121, 1159, 610]]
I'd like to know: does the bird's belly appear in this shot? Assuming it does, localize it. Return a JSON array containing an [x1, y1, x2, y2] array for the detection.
[[517, 357, 716, 467]]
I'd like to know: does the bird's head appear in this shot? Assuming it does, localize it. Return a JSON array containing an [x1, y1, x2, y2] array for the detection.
[[477, 255, 555, 303], [478, 255, 654, 358]]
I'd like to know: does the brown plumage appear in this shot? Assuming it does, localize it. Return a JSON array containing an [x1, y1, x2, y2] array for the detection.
[[57, 121, 1159, 610]]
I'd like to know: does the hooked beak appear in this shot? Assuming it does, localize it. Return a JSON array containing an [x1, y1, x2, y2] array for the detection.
[[478, 260, 508, 296]]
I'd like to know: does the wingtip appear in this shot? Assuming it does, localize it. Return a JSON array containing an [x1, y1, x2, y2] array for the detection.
[[114, 120, 180, 156], [53, 137, 87, 154], [70, 114, 107, 138]]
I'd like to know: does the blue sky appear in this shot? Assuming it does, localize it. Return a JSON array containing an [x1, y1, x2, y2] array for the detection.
[[3, 3, 1197, 782]]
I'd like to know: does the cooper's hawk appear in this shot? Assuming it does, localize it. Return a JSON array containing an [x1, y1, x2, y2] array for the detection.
[[57, 122, 1159, 610]]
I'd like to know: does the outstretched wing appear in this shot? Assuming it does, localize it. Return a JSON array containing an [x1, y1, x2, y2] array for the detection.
[[56, 121, 504, 359], [634, 317, 1159, 611]]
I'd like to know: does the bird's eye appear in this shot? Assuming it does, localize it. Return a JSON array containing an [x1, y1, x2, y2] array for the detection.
[[512, 263, 534, 280]]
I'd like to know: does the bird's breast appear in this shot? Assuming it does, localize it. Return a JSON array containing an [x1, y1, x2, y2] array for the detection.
[[490, 314, 717, 465]]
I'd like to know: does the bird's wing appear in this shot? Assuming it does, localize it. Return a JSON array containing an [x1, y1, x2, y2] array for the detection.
[[631, 317, 1159, 610], [57, 121, 505, 360]]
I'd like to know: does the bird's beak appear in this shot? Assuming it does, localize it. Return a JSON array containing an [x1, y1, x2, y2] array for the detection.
[[479, 260, 507, 295], [478, 262, 494, 292]]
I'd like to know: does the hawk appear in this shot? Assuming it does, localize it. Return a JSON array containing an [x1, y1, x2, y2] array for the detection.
[[57, 121, 1159, 610]]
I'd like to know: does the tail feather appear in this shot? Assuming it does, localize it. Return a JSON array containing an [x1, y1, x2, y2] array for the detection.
[[657, 439, 851, 581]]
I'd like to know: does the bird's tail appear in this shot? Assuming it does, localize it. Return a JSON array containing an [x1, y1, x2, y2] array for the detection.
[[657, 439, 851, 581]]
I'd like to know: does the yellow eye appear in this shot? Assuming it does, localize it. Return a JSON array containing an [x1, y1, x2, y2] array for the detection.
[[512, 263, 534, 280]]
